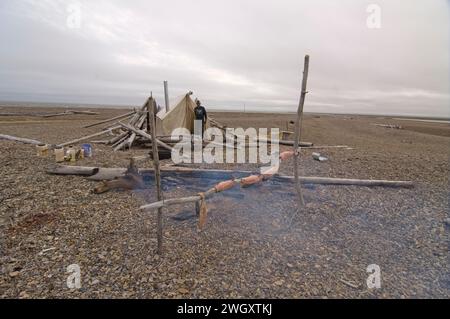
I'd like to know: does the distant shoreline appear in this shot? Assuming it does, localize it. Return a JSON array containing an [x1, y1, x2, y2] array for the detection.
[[393, 118, 450, 124], [0, 100, 448, 121]]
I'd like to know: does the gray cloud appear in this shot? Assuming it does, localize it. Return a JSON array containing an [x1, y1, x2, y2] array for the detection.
[[0, 0, 448, 117]]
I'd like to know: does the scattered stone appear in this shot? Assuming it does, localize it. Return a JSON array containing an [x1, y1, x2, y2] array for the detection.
[[0, 110, 447, 299], [274, 279, 285, 286], [19, 291, 29, 298], [91, 279, 100, 285], [178, 288, 189, 294]]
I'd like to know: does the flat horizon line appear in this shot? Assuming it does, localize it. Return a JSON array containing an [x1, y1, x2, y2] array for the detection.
[[0, 99, 448, 121]]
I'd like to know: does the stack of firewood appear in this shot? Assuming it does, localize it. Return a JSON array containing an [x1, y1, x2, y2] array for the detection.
[[108, 99, 151, 151], [55, 98, 154, 151], [56, 96, 227, 153]]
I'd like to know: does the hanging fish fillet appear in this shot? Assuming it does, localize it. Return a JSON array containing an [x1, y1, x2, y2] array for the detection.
[[214, 180, 236, 193], [240, 175, 264, 187], [280, 151, 295, 161]]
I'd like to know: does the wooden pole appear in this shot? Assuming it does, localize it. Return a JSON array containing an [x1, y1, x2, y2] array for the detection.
[[112, 134, 131, 151], [146, 93, 151, 133], [149, 97, 164, 255], [109, 99, 151, 151], [117, 122, 174, 152], [47, 165, 99, 176], [57, 126, 120, 147], [229, 135, 313, 147], [83, 110, 136, 128], [127, 98, 150, 127], [41, 110, 98, 118], [0, 134, 44, 145], [70, 110, 99, 115], [301, 145, 352, 150], [254, 138, 313, 147], [47, 165, 255, 179], [125, 112, 147, 149], [164, 81, 170, 112], [293, 55, 310, 211], [140, 176, 414, 211], [108, 130, 128, 145], [42, 111, 73, 118], [46, 164, 413, 189]]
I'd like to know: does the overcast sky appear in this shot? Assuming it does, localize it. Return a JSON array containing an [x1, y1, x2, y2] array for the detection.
[[0, 0, 448, 117]]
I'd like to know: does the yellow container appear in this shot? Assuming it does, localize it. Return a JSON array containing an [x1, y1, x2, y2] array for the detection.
[[36, 144, 48, 157], [66, 146, 76, 162]]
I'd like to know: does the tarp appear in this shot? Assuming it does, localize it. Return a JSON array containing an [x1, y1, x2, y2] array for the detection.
[[155, 93, 211, 136]]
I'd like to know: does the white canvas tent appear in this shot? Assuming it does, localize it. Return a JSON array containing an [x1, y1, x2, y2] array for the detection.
[[155, 92, 211, 136]]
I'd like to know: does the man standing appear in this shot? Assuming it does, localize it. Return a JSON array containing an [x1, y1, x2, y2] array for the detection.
[[194, 99, 207, 139]]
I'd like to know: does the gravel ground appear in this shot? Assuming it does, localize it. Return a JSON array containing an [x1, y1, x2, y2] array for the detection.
[[0, 106, 448, 298]]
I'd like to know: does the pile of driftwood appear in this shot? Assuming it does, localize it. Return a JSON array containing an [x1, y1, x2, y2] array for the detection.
[[56, 99, 152, 150], [373, 123, 403, 129], [104, 100, 153, 152], [56, 97, 230, 153]]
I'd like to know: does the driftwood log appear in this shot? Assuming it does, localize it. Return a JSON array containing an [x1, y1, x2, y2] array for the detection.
[[0, 112, 45, 117], [47, 165, 254, 180], [257, 138, 313, 147], [1, 110, 98, 118], [57, 126, 120, 147], [71, 110, 99, 115], [89, 140, 110, 144], [83, 110, 136, 128], [48, 165, 100, 176], [112, 133, 130, 150], [0, 134, 45, 145], [140, 176, 414, 211], [233, 135, 313, 147], [46, 165, 414, 188], [43, 110, 99, 118], [118, 122, 173, 152], [301, 145, 352, 150], [126, 113, 147, 149]]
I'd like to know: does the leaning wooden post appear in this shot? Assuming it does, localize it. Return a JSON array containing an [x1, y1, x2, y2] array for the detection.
[[146, 92, 152, 133], [293, 55, 310, 211], [149, 97, 164, 255], [164, 81, 170, 112]]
